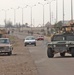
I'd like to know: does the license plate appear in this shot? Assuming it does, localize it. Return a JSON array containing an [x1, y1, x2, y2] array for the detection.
[[29, 42, 31, 44]]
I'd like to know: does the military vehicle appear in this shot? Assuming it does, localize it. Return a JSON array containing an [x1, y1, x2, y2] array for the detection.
[[47, 23, 74, 58]]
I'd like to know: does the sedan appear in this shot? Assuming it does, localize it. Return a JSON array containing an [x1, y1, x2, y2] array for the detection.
[[0, 38, 13, 55], [24, 36, 36, 46], [36, 36, 44, 41]]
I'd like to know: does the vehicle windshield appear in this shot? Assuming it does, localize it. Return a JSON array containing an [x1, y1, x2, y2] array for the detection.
[[52, 35, 65, 41], [66, 36, 74, 41], [52, 35, 74, 41], [0, 39, 10, 44], [26, 36, 35, 40]]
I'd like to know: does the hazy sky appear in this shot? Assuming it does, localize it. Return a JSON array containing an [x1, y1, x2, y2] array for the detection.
[[0, 0, 73, 27]]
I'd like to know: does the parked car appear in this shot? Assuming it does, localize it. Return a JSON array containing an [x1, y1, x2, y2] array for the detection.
[[24, 36, 36, 46], [36, 35, 44, 41], [0, 38, 13, 55]]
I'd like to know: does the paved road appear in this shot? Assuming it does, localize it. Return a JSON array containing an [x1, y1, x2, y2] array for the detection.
[[13, 32, 74, 75]]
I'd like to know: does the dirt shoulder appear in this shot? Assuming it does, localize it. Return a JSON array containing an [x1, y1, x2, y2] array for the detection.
[[0, 36, 38, 75]]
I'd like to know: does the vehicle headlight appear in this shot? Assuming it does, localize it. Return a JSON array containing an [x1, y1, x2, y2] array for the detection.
[[53, 45, 56, 47], [4, 46, 11, 50], [66, 45, 68, 47], [47, 44, 52, 47]]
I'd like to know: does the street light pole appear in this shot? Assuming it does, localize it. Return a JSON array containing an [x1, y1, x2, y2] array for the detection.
[[63, 0, 64, 25], [38, 2, 47, 27], [11, 8, 16, 26], [31, 7, 32, 28], [13, 9, 16, 26], [56, 0, 58, 23], [2, 9, 9, 28], [38, 2, 48, 35], [27, 5, 36, 34], [19, 6, 27, 26], [43, 5, 44, 27], [44, 0, 55, 35], [21, 8, 23, 26], [11, 7, 22, 26], [5, 10, 7, 28], [44, 0, 55, 25], [49, 3, 51, 25], [18, 6, 27, 31], [71, 0, 73, 22]]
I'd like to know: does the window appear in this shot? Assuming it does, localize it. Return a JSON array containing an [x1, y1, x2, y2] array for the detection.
[[0, 39, 10, 44], [52, 35, 65, 41]]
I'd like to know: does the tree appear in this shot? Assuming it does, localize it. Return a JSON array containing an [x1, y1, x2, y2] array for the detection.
[[45, 22, 51, 35], [5, 20, 13, 28], [54, 21, 63, 32]]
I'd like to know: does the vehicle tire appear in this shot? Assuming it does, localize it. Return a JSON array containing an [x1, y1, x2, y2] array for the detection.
[[24, 44, 27, 46], [71, 48, 74, 57], [60, 52, 65, 57], [47, 48, 54, 58], [34, 43, 36, 46], [8, 51, 12, 56]]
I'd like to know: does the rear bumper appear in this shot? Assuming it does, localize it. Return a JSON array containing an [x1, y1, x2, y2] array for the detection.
[[37, 38, 44, 40], [25, 42, 36, 45]]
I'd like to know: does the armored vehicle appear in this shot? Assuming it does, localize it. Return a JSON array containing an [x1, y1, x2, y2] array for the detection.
[[47, 23, 74, 58], [47, 24, 74, 58]]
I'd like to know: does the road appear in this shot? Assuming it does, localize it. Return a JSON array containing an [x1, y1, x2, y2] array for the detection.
[[13, 31, 74, 75]]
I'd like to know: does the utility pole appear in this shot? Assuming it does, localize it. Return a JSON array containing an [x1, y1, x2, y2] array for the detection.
[[63, 0, 64, 25], [71, 0, 73, 22]]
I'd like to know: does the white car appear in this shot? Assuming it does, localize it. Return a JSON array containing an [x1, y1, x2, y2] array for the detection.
[[0, 38, 13, 55], [24, 36, 36, 46]]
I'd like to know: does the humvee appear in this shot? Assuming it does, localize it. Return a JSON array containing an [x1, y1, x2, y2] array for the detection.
[[47, 25, 74, 58], [47, 23, 74, 58]]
